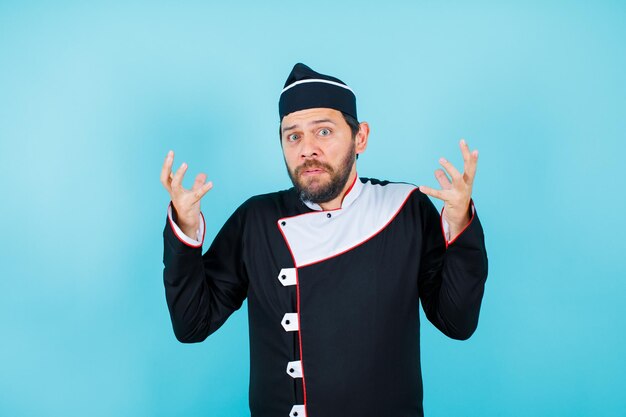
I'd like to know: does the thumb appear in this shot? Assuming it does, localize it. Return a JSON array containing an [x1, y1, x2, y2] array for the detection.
[[419, 185, 444, 200]]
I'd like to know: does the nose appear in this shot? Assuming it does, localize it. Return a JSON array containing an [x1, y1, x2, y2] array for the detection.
[[299, 133, 320, 159]]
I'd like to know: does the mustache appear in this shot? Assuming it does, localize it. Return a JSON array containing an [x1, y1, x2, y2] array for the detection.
[[294, 160, 334, 176]]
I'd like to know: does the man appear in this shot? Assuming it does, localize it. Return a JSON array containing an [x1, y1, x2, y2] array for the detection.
[[160, 63, 488, 417]]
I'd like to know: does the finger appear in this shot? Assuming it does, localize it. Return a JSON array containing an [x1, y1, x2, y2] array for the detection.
[[434, 169, 452, 190], [464, 149, 479, 184], [160, 150, 174, 191], [460, 139, 471, 165], [460, 139, 472, 177], [171, 162, 188, 190], [192, 173, 208, 191], [439, 157, 462, 182], [193, 180, 214, 200], [419, 185, 447, 201]]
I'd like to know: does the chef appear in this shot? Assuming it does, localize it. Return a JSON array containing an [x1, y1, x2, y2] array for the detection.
[[160, 63, 488, 417]]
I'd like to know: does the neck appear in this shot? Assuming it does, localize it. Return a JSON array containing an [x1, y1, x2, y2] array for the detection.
[[318, 169, 357, 211]]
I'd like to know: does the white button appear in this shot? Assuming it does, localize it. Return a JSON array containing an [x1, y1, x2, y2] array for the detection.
[[286, 360, 303, 378], [289, 404, 306, 417], [277, 268, 297, 286], [281, 313, 299, 332]]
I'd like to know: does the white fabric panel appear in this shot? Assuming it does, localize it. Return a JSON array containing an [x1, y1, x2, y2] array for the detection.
[[442, 215, 450, 242], [277, 268, 297, 286], [286, 360, 303, 378], [278, 181, 417, 267], [167, 204, 205, 246], [281, 313, 299, 332], [289, 405, 306, 417]]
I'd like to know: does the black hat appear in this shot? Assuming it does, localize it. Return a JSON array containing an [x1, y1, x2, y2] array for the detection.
[[279, 63, 357, 120]]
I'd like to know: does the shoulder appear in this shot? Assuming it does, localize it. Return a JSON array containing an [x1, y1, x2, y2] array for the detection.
[[359, 176, 424, 201], [243, 188, 295, 208], [360, 177, 417, 192], [359, 177, 435, 213], [233, 187, 303, 220]]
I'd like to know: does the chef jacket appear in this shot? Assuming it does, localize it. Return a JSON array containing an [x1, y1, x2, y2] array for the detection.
[[162, 176, 489, 417]]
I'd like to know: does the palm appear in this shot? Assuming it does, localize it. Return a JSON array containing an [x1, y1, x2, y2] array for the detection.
[[419, 139, 478, 227], [159, 150, 213, 229]]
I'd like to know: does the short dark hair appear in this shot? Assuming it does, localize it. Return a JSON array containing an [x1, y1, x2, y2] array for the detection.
[[342, 112, 360, 139], [279, 111, 360, 141]]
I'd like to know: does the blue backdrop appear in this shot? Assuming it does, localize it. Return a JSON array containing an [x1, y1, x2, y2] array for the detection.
[[1, 1, 625, 416]]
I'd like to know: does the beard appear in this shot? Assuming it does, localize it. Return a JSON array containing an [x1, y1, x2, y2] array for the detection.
[[286, 141, 356, 204]]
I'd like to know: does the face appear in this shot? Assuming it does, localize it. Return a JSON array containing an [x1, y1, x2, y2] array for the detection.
[[280, 108, 368, 204]]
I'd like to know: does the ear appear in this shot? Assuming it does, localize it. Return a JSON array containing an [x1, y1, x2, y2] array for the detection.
[[355, 122, 370, 154]]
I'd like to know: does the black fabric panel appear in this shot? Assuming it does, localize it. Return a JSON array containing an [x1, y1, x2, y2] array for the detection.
[[240, 190, 307, 417], [162, 181, 488, 417], [297, 191, 424, 417]]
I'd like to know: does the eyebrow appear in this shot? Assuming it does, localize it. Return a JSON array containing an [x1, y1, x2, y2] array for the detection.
[[282, 119, 336, 134]]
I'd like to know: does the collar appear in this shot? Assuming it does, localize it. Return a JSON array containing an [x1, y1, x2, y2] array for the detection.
[[301, 174, 364, 212]]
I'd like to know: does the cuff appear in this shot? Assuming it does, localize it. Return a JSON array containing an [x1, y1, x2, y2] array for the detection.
[[441, 200, 476, 248], [167, 202, 205, 247]]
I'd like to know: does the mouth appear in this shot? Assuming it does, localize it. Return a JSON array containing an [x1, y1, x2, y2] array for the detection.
[[295, 161, 330, 177], [301, 168, 326, 176]]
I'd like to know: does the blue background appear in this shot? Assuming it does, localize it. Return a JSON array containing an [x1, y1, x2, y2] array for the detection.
[[1, 1, 625, 416]]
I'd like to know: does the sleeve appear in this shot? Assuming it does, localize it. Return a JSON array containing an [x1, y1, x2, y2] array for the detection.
[[162, 201, 249, 343], [417, 191, 489, 340], [440, 205, 476, 246], [166, 203, 205, 246]]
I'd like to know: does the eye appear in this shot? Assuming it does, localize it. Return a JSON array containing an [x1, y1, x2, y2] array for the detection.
[[318, 128, 331, 136], [287, 133, 299, 142]]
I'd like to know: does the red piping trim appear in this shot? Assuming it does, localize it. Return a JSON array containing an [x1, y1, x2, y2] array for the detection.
[[338, 174, 358, 207], [440, 199, 475, 249], [280, 187, 419, 269], [200, 211, 206, 245], [277, 223, 307, 409], [167, 202, 204, 248]]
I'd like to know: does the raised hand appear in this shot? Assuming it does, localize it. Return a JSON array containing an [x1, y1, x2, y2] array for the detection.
[[419, 139, 478, 239], [160, 150, 213, 239]]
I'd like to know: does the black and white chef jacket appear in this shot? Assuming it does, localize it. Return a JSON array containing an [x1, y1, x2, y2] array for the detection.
[[162, 176, 489, 417]]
